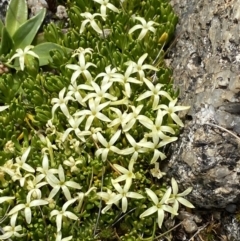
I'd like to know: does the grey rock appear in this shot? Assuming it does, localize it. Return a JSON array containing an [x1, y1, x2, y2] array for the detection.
[[177, 210, 202, 223], [0, 0, 49, 21], [27, 0, 48, 16], [182, 219, 198, 233], [225, 203, 237, 213], [0, 0, 9, 22], [168, 0, 240, 210], [27, 0, 48, 9], [222, 215, 240, 241], [56, 5, 68, 19]]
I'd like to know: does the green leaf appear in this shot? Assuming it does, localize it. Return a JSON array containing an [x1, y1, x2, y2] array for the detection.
[[32, 42, 72, 66], [0, 19, 4, 38], [12, 8, 46, 49], [0, 27, 14, 55], [5, 0, 28, 36]]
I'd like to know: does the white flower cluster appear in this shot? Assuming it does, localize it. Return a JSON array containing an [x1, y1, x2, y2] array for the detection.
[[0, 1, 193, 239], [52, 47, 189, 166], [47, 45, 192, 228]]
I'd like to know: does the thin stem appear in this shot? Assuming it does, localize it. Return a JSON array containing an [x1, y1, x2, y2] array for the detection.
[[188, 223, 208, 241], [139, 221, 156, 241], [93, 164, 105, 236], [38, 206, 49, 241], [153, 221, 183, 240], [204, 123, 240, 144]]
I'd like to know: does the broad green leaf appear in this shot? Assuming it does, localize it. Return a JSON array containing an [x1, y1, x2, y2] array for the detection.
[[5, 0, 28, 36], [0, 27, 14, 55], [12, 8, 46, 49], [32, 42, 72, 66], [0, 19, 4, 37], [32, 32, 46, 45]]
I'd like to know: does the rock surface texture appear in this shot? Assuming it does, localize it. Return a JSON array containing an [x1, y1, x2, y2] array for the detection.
[[168, 0, 240, 209]]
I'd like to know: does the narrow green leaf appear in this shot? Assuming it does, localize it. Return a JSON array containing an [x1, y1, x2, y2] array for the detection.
[[0, 27, 14, 55], [0, 19, 4, 37], [32, 42, 72, 66], [5, 0, 28, 36], [12, 8, 46, 49]]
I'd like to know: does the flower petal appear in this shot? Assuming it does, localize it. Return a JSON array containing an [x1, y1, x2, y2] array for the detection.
[[8, 204, 25, 216], [160, 187, 172, 204], [171, 178, 178, 195], [140, 206, 158, 218], [157, 209, 164, 228], [145, 188, 158, 205], [25, 207, 32, 224], [122, 196, 128, 213], [177, 197, 195, 208]]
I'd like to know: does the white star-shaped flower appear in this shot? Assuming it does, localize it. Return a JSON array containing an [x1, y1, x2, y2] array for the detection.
[[74, 98, 111, 130], [7, 45, 39, 70], [140, 188, 177, 228], [129, 16, 158, 40], [80, 12, 105, 34], [93, 0, 119, 16], [51, 87, 74, 118]]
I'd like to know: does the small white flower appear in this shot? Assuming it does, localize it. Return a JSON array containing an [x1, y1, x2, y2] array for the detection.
[[113, 159, 136, 187], [72, 47, 93, 58], [95, 130, 122, 161], [157, 99, 190, 127], [141, 132, 177, 164], [97, 188, 118, 214], [107, 107, 128, 129], [8, 194, 48, 224], [50, 199, 78, 232], [82, 81, 117, 103], [69, 139, 81, 152], [12, 173, 33, 187], [125, 53, 158, 80], [4, 140, 15, 153], [51, 87, 74, 118], [128, 16, 158, 40], [14, 147, 35, 173], [112, 66, 142, 98], [36, 154, 58, 182], [150, 162, 166, 179], [7, 45, 39, 70], [138, 109, 175, 142], [137, 77, 172, 109], [66, 54, 97, 83], [0, 213, 24, 239], [107, 180, 144, 213], [95, 65, 120, 85], [122, 105, 144, 132], [166, 178, 194, 217], [26, 175, 47, 199], [137, 137, 167, 163], [47, 165, 82, 200], [140, 188, 177, 228], [120, 133, 148, 161], [93, 0, 119, 16], [74, 98, 111, 130], [63, 156, 82, 173], [80, 12, 105, 34], [67, 81, 94, 107], [61, 116, 85, 142]]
